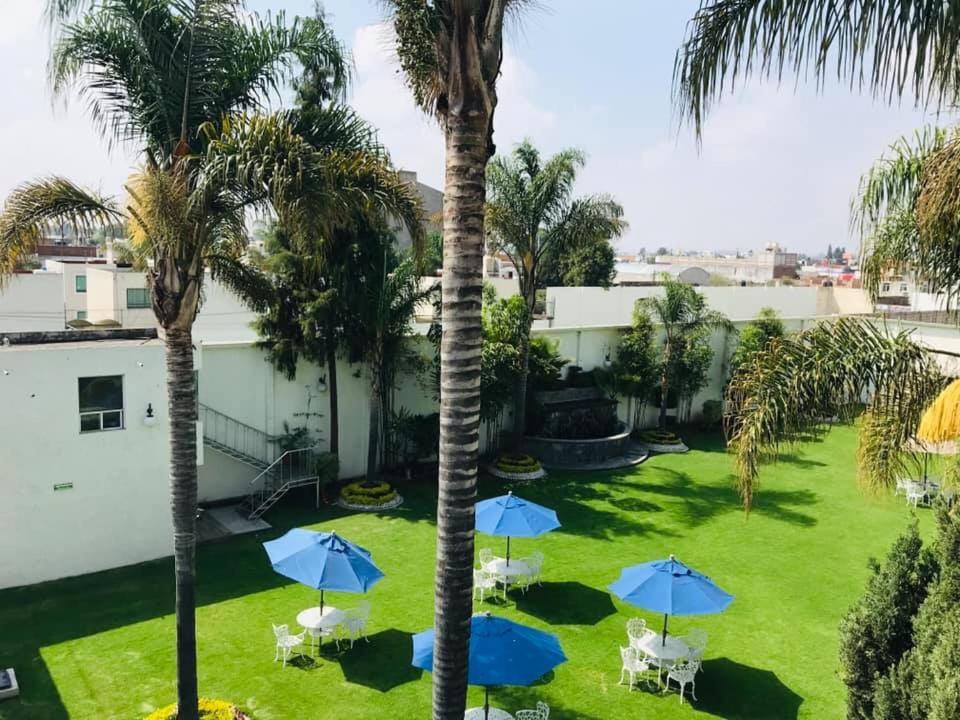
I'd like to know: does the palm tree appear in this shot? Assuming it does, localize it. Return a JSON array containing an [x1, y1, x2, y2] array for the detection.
[[0, 4, 417, 718], [486, 140, 626, 441], [636, 278, 731, 431], [382, 2, 528, 716], [351, 239, 437, 481], [674, 2, 960, 509]]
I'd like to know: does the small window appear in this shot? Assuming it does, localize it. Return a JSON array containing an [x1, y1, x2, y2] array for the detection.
[[76, 311, 87, 320], [900, 283, 908, 293], [881, 282, 891, 293], [79, 375, 124, 432], [126, 288, 149, 309], [75, 275, 86, 293]]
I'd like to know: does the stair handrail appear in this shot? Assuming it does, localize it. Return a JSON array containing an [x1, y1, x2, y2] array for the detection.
[[249, 445, 322, 488], [198, 403, 272, 464]]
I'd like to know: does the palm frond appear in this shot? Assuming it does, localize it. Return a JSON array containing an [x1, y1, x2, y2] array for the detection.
[[207, 253, 273, 314], [725, 317, 944, 510], [675, 0, 960, 133], [0, 177, 120, 283]]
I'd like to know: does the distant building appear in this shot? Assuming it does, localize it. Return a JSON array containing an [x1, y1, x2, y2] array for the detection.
[[395, 170, 443, 249], [655, 243, 799, 284], [614, 263, 711, 286]]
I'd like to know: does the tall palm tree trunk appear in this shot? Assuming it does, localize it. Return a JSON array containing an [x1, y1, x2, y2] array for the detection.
[[433, 111, 487, 720], [366, 361, 382, 482], [326, 339, 339, 456], [165, 326, 199, 720], [658, 342, 671, 431]]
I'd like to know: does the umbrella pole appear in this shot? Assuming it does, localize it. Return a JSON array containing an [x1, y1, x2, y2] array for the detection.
[[662, 613, 668, 646], [485, 686, 490, 720], [506, 536, 511, 566], [320, 589, 325, 614], [924, 452, 929, 486]]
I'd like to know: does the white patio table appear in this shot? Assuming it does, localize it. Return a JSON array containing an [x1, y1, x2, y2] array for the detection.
[[485, 558, 532, 598], [465, 708, 513, 720], [297, 606, 344, 652], [633, 632, 691, 663]]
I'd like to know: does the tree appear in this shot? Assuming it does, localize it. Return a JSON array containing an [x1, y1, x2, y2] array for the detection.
[[598, 310, 660, 429], [246, 56, 424, 459], [485, 140, 625, 441], [838, 522, 937, 720], [384, 4, 521, 715], [353, 237, 437, 481], [728, 307, 785, 378], [539, 232, 617, 288], [635, 279, 731, 431], [674, 3, 960, 509], [0, 4, 419, 717]]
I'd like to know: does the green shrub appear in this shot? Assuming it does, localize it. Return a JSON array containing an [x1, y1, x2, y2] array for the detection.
[[702, 399, 723, 427], [341, 489, 399, 507], [340, 480, 398, 506], [145, 699, 248, 720], [633, 429, 683, 445], [495, 453, 542, 474]]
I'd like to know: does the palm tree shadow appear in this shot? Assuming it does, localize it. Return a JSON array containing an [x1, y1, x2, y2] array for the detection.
[[514, 581, 618, 625], [691, 658, 802, 719], [337, 629, 423, 692]]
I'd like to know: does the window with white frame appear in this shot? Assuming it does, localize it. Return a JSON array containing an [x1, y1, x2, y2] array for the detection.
[[126, 288, 149, 309], [75, 275, 86, 293], [882, 282, 891, 293], [77, 310, 87, 320], [78, 375, 124, 432]]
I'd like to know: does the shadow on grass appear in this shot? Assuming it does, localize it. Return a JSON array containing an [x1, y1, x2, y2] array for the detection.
[[692, 658, 802, 719], [641, 469, 819, 528], [515, 582, 617, 626], [338, 629, 423, 692]]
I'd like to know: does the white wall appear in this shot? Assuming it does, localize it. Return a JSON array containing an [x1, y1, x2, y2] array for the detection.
[[0, 273, 65, 332], [86, 267, 154, 327], [0, 339, 171, 589], [546, 285, 823, 328]]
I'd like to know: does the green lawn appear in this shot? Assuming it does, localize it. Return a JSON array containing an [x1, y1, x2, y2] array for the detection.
[[0, 426, 934, 720]]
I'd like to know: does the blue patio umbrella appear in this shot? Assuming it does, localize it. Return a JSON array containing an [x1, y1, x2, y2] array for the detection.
[[475, 491, 560, 565], [609, 554, 733, 645], [263, 529, 384, 612], [412, 613, 567, 720]]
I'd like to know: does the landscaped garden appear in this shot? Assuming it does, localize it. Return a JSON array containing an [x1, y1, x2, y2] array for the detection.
[[0, 425, 933, 720]]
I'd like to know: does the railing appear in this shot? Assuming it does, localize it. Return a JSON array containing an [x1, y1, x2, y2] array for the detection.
[[244, 447, 321, 519], [198, 403, 272, 464], [249, 447, 319, 489]]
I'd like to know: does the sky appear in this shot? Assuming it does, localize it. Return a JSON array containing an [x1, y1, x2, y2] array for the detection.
[[0, 1, 950, 255]]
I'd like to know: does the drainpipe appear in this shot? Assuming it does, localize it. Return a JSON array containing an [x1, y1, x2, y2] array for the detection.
[[575, 330, 582, 367]]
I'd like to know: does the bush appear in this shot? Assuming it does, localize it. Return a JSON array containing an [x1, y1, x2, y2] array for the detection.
[[702, 400, 723, 427], [315, 452, 339, 485], [495, 453, 542, 474], [838, 522, 936, 720], [145, 699, 248, 720], [340, 480, 398, 506], [632, 429, 684, 445]]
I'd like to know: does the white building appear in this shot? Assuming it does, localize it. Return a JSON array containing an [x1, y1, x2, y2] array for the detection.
[[656, 244, 799, 284]]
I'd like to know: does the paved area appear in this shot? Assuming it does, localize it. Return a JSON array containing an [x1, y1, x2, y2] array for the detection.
[[198, 505, 271, 543], [540, 441, 650, 471]]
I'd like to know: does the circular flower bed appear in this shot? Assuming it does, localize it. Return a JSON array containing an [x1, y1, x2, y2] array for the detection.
[[632, 429, 689, 454], [145, 699, 250, 720], [488, 453, 547, 481], [336, 480, 403, 511]]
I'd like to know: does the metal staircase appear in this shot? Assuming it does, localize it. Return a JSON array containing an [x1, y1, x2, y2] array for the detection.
[[198, 404, 319, 520]]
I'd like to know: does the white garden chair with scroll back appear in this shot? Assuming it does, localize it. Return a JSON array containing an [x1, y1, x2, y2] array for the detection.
[[336, 600, 371, 649], [664, 658, 701, 703], [272, 623, 306, 668], [515, 701, 550, 720]]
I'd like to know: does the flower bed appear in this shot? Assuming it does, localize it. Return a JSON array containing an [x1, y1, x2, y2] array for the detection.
[[145, 699, 250, 720], [336, 480, 403, 511], [632, 429, 689, 453], [488, 453, 547, 481]]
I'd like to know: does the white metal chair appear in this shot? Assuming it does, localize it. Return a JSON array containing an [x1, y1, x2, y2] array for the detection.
[[906, 482, 927, 507], [626, 617, 655, 647], [272, 623, 306, 668], [619, 646, 653, 691], [336, 601, 371, 649], [515, 701, 550, 720], [683, 629, 708, 667], [474, 569, 498, 603], [895, 477, 909, 496], [518, 552, 545, 593], [478, 548, 495, 571], [663, 659, 700, 703]]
